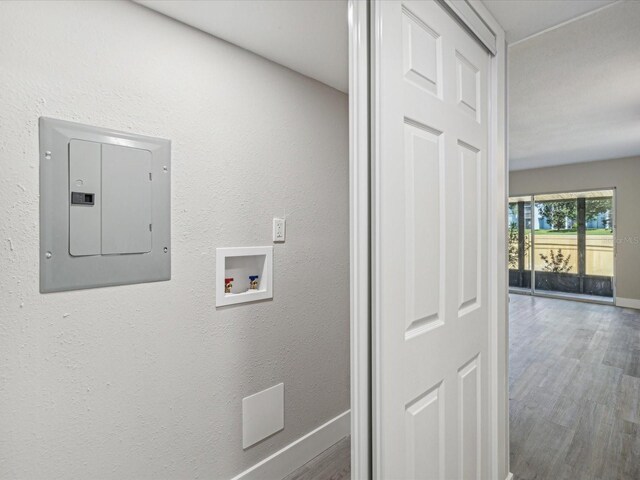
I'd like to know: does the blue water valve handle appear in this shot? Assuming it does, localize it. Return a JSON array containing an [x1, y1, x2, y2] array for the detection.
[[249, 276, 259, 281]]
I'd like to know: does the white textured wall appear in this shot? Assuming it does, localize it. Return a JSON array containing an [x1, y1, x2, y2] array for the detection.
[[0, 1, 349, 479], [507, 1, 640, 171]]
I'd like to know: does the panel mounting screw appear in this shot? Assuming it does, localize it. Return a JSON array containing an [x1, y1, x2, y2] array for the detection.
[[45, 251, 52, 259], [163, 247, 168, 253], [163, 166, 168, 173], [44, 151, 52, 160]]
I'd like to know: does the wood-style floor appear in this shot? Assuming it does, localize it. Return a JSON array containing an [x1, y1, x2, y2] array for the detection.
[[510, 294, 640, 480], [284, 294, 640, 480], [283, 436, 350, 480]]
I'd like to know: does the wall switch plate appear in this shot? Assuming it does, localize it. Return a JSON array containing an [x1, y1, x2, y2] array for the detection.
[[242, 383, 284, 449], [273, 218, 286, 242]]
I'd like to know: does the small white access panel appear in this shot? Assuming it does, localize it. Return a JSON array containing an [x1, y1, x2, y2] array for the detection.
[[242, 383, 284, 449], [40, 117, 171, 293]]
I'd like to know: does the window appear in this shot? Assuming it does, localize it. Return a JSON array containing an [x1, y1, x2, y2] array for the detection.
[[508, 196, 532, 291], [508, 190, 614, 300]]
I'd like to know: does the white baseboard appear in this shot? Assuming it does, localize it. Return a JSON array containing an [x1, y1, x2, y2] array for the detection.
[[506, 473, 514, 480], [616, 297, 640, 310], [231, 410, 350, 480]]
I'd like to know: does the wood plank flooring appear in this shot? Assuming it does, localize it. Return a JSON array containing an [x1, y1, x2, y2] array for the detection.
[[283, 295, 640, 480], [510, 294, 640, 480], [283, 436, 350, 480]]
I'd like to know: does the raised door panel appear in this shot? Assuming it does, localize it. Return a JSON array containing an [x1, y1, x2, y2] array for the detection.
[[458, 141, 481, 316], [405, 382, 445, 479], [458, 355, 482, 480], [402, 6, 442, 97], [404, 120, 444, 339], [455, 50, 481, 122]]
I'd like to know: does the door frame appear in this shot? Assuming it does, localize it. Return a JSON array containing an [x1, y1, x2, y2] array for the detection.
[[348, 1, 510, 478], [348, 1, 371, 479]]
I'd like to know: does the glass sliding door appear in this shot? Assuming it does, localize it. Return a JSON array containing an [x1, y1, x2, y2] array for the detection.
[[584, 193, 614, 297], [508, 195, 532, 292], [509, 189, 615, 302], [533, 193, 580, 295]]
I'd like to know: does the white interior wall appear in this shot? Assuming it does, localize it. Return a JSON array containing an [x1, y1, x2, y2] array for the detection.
[[0, 1, 349, 478], [507, 1, 640, 171]]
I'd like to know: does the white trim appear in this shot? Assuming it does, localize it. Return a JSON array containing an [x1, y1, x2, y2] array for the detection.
[[506, 473, 514, 480], [463, 3, 510, 480], [440, 0, 497, 54], [509, 0, 622, 47], [348, 1, 370, 479], [529, 291, 614, 306], [616, 297, 640, 310], [370, 1, 382, 476], [230, 410, 351, 480]]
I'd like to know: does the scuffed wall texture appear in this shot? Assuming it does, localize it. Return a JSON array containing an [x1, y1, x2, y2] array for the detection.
[[510, 156, 640, 302], [0, 1, 349, 479]]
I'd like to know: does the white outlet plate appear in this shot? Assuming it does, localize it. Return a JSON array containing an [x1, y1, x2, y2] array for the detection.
[[273, 218, 286, 242]]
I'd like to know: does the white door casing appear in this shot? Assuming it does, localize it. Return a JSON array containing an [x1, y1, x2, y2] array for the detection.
[[371, 1, 504, 478]]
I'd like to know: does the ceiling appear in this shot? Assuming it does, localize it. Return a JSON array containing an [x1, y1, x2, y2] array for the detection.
[[136, 0, 348, 93], [483, 0, 616, 44], [137, 1, 640, 172], [507, 1, 640, 171]]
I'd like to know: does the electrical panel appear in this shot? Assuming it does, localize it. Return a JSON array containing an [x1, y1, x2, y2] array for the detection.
[[39, 117, 171, 292]]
